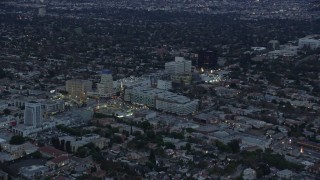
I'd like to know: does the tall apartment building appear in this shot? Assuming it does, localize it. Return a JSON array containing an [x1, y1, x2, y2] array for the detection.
[[165, 57, 192, 75], [24, 102, 42, 127], [66, 79, 92, 100], [97, 69, 113, 97]]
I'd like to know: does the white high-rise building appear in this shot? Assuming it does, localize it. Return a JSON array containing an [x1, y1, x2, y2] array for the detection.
[[165, 57, 192, 75], [24, 102, 42, 127], [97, 69, 113, 97]]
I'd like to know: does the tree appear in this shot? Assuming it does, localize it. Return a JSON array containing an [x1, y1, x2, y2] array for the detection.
[[66, 141, 71, 153], [146, 130, 156, 139], [149, 150, 156, 163], [91, 166, 97, 173], [0, 68, 5, 79], [51, 137, 60, 148], [140, 120, 152, 132], [122, 130, 130, 137], [164, 142, 176, 149], [111, 135, 123, 144], [3, 109, 11, 115], [186, 128, 195, 133], [76, 147, 87, 158], [132, 131, 142, 136], [170, 132, 184, 139], [31, 151, 43, 159], [185, 143, 191, 151], [228, 140, 240, 153], [92, 151, 104, 163], [256, 163, 271, 178], [9, 135, 25, 145], [216, 140, 231, 153], [60, 139, 65, 151]]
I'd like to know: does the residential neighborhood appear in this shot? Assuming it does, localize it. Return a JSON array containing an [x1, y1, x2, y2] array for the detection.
[[0, 0, 320, 179]]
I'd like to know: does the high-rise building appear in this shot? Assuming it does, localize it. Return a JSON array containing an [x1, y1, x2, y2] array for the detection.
[[165, 57, 192, 75], [97, 69, 113, 97], [197, 50, 217, 70], [24, 102, 42, 127], [66, 79, 92, 100]]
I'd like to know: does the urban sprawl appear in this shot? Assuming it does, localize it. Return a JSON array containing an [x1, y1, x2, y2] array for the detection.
[[0, 0, 320, 179]]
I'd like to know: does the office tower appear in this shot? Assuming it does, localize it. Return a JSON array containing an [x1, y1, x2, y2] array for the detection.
[[197, 50, 217, 70], [66, 79, 92, 100], [165, 57, 192, 75], [24, 102, 42, 127], [97, 69, 113, 97]]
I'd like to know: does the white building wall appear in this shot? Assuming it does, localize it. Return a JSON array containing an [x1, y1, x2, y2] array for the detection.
[[157, 80, 172, 90], [155, 99, 198, 116], [24, 102, 42, 127], [165, 57, 192, 75], [298, 38, 320, 50], [127, 87, 198, 115], [98, 73, 113, 97]]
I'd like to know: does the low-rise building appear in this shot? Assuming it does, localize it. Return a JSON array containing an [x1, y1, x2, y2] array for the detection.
[[1, 142, 38, 158], [47, 155, 70, 168], [127, 87, 198, 116], [298, 35, 320, 50], [157, 80, 172, 90], [39, 146, 67, 158], [0, 170, 8, 180], [241, 136, 271, 150], [134, 110, 157, 120], [308, 163, 320, 175], [243, 168, 257, 180], [277, 169, 294, 179], [20, 165, 48, 179]]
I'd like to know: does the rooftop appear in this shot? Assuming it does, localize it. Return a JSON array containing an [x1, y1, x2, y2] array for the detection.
[[39, 146, 67, 157], [49, 155, 69, 164]]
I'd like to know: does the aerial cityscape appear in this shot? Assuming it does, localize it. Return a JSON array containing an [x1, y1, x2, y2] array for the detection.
[[0, 0, 320, 179]]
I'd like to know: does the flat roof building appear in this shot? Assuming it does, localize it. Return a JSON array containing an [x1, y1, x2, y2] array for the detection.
[[127, 87, 198, 116], [165, 57, 192, 75], [24, 101, 42, 127], [298, 35, 320, 50], [97, 69, 113, 97], [66, 79, 92, 101]]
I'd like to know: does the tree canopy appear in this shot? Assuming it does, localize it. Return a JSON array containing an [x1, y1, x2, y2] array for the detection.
[[0, 68, 5, 79], [9, 135, 25, 145]]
